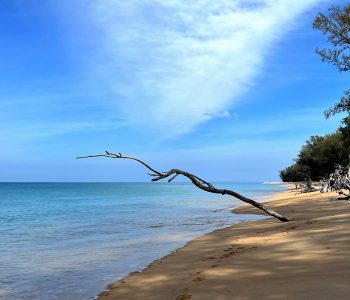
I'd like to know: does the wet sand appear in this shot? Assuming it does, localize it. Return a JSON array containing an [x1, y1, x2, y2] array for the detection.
[[98, 189, 350, 300]]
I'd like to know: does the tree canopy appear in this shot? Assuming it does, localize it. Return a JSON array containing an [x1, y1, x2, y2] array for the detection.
[[280, 4, 350, 183], [313, 4, 350, 118], [280, 132, 349, 182]]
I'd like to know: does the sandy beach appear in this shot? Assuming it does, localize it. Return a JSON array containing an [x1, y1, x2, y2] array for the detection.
[[98, 189, 350, 300]]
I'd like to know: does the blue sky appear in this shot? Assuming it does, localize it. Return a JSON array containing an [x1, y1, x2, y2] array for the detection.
[[1, 0, 349, 182]]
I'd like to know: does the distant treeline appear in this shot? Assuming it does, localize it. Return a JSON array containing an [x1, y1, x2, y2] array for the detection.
[[280, 4, 350, 182]]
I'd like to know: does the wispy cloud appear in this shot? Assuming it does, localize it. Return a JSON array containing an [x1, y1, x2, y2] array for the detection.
[[0, 120, 124, 141], [77, 0, 321, 136], [204, 110, 231, 118]]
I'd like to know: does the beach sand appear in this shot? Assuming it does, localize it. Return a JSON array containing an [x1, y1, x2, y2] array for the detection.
[[98, 189, 350, 300]]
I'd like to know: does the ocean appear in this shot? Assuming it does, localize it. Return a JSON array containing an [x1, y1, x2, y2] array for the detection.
[[0, 182, 288, 299]]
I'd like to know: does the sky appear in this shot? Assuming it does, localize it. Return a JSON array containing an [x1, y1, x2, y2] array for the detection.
[[0, 0, 349, 182]]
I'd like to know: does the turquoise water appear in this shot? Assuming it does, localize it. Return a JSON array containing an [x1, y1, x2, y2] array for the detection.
[[0, 182, 287, 299]]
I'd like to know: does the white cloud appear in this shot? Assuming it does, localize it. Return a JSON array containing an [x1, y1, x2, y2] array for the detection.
[[204, 110, 231, 118], [82, 0, 321, 136]]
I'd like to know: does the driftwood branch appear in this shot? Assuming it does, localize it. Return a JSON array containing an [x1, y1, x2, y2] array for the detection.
[[77, 152, 289, 222], [298, 177, 319, 194], [320, 164, 350, 199]]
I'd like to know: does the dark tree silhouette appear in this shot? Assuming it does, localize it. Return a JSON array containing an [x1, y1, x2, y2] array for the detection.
[[77, 151, 289, 222]]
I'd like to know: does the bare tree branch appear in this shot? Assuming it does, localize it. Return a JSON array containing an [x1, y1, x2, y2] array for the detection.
[[77, 152, 290, 222], [77, 152, 162, 176], [168, 173, 179, 182]]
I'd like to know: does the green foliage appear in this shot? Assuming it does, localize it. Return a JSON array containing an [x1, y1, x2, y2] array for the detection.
[[280, 4, 350, 182], [339, 116, 350, 148], [313, 5, 350, 73], [313, 4, 350, 118], [280, 132, 349, 182], [279, 164, 310, 182], [324, 90, 350, 119]]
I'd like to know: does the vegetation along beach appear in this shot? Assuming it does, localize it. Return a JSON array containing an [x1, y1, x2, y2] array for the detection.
[[1, 1, 350, 300]]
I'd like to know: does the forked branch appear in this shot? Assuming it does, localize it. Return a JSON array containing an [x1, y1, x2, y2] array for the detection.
[[77, 152, 289, 222]]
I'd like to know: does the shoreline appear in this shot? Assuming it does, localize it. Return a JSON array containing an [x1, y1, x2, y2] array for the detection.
[[96, 190, 280, 299], [95, 185, 289, 298], [96, 187, 291, 299], [97, 188, 350, 300], [230, 183, 294, 210], [94, 184, 289, 299]]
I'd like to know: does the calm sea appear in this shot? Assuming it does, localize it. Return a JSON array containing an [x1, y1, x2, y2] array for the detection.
[[0, 182, 287, 299]]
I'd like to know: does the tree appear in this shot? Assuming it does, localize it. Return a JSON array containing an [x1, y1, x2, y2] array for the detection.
[[339, 116, 350, 149], [279, 132, 348, 182], [77, 152, 290, 222], [279, 164, 311, 183], [339, 116, 350, 176], [313, 4, 350, 175], [313, 4, 350, 118], [313, 5, 350, 72], [320, 164, 350, 199], [297, 133, 348, 179]]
